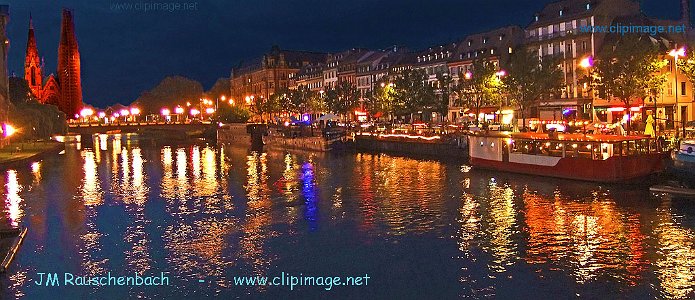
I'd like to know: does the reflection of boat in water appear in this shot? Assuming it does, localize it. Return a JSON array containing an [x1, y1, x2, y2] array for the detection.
[[0, 226, 28, 273], [650, 185, 695, 197], [671, 139, 695, 178], [468, 132, 667, 182]]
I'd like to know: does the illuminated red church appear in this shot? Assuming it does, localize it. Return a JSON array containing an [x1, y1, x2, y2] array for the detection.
[[24, 9, 82, 118]]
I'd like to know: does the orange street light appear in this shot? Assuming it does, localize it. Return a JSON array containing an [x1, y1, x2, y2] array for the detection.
[[3, 124, 16, 137], [579, 56, 593, 69]]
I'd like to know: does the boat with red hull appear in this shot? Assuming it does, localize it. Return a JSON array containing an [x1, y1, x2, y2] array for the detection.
[[468, 132, 667, 182]]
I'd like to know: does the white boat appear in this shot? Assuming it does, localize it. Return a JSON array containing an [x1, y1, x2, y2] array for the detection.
[[672, 139, 695, 176]]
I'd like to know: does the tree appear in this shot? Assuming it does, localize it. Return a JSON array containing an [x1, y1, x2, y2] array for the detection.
[[133, 76, 204, 114], [454, 60, 503, 125], [325, 80, 359, 119], [8, 77, 67, 139], [215, 102, 251, 123], [435, 72, 453, 123], [504, 50, 563, 129], [588, 34, 665, 133], [205, 78, 231, 101], [391, 69, 435, 120], [365, 76, 396, 120]]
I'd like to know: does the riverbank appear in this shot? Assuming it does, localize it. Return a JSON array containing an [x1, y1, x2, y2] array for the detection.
[[0, 140, 65, 169]]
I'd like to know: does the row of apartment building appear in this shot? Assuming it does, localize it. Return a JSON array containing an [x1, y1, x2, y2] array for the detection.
[[230, 0, 695, 127]]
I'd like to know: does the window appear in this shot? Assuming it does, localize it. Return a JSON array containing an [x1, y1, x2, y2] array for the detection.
[[535, 15, 539, 22], [559, 9, 563, 16], [491, 49, 495, 54], [483, 38, 488, 44], [682, 82, 687, 96], [586, 3, 591, 10], [508, 47, 513, 54], [468, 40, 472, 46]]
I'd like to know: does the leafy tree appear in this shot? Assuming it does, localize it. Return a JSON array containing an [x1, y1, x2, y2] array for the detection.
[[205, 77, 231, 101], [8, 77, 66, 139], [588, 34, 665, 133], [215, 102, 251, 123], [676, 47, 695, 86], [133, 76, 204, 114], [365, 76, 396, 120], [391, 69, 435, 119], [325, 80, 359, 119], [435, 72, 453, 122], [504, 50, 563, 129], [454, 60, 503, 125]]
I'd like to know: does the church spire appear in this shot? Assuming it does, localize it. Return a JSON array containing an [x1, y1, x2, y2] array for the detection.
[[58, 8, 83, 117], [25, 13, 43, 100]]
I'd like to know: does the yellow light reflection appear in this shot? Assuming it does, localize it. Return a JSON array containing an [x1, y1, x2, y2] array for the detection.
[[5, 170, 23, 227]]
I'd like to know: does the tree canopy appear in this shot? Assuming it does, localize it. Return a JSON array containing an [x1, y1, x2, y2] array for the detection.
[[8, 77, 67, 139], [133, 76, 204, 114], [504, 50, 563, 127]]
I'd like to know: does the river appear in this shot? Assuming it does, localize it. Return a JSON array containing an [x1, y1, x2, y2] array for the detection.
[[0, 134, 693, 299]]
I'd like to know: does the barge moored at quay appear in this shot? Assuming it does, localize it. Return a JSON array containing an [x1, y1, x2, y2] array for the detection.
[[468, 131, 668, 182]]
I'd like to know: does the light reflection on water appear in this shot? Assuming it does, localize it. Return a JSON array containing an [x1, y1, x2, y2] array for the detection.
[[0, 135, 693, 299]]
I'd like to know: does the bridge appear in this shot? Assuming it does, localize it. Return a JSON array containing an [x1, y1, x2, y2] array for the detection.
[[67, 121, 214, 135]]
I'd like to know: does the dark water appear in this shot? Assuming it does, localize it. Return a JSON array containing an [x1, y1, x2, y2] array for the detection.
[[0, 134, 694, 299]]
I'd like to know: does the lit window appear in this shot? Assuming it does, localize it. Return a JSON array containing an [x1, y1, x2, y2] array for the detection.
[[508, 47, 513, 54], [483, 38, 488, 44], [586, 3, 591, 10], [491, 49, 495, 54], [468, 40, 472, 46], [559, 10, 563, 16], [535, 15, 539, 22]]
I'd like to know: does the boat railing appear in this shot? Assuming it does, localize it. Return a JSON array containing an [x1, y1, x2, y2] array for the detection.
[[510, 137, 662, 160]]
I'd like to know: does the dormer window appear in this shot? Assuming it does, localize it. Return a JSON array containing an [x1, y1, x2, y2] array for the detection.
[[468, 40, 472, 47], [499, 35, 504, 41], [559, 9, 563, 16], [483, 38, 488, 44], [535, 15, 539, 22], [586, 3, 591, 10]]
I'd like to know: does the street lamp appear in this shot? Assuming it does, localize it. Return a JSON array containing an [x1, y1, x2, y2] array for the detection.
[[3, 123, 16, 137], [669, 46, 687, 139], [579, 56, 593, 69]]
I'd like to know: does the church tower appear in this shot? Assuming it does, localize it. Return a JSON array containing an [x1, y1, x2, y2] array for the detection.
[[24, 14, 43, 101], [57, 8, 82, 117]]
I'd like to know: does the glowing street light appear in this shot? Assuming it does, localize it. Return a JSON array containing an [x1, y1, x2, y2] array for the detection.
[[495, 70, 507, 77], [120, 109, 130, 116], [464, 71, 472, 80], [205, 107, 215, 114], [579, 56, 594, 69], [221, 95, 226, 101], [130, 107, 141, 115], [670, 46, 687, 138], [3, 124, 16, 137], [669, 47, 686, 58], [190, 108, 200, 116], [175, 106, 184, 114], [80, 108, 94, 117], [98, 111, 106, 118], [161, 108, 171, 116]]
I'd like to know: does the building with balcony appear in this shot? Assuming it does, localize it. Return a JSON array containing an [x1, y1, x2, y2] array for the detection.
[[526, 0, 641, 121], [447, 26, 524, 122]]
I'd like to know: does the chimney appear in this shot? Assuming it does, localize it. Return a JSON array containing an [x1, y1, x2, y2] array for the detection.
[[683, 0, 691, 28]]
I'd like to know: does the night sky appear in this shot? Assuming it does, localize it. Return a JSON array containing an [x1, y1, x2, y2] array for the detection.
[[3, 0, 687, 108]]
